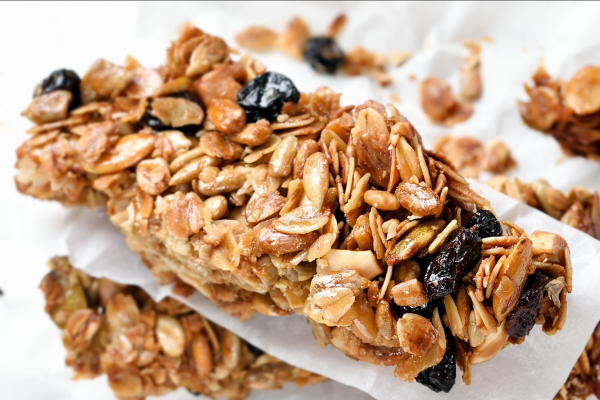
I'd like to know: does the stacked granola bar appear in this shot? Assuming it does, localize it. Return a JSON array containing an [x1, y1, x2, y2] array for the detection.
[[40, 257, 325, 399], [15, 23, 572, 392]]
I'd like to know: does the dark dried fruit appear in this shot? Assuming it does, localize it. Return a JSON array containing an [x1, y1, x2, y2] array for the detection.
[[246, 341, 265, 357], [423, 228, 482, 300], [468, 210, 502, 239], [237, 71, 300, 122], [141, 91, 203, 135], [303, 37, 345, 75], [41, 69, 81, 109], [395, 302, 436, 319], [506, 271, 550, 338], [416, 333, 456, 393]]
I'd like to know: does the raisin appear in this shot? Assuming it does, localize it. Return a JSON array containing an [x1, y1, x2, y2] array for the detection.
[[423, 227, 482, 300], [237, 71, 300, 122], [140, 91, 204, 135], [246, 341, 265, 357], [394, 301, 437, 319], [40, 69, 81, 109], [416, 331, 456, 393], [303, 37, 345, 75], [468, 210, 502, 239], [506, 271, 550, 338]]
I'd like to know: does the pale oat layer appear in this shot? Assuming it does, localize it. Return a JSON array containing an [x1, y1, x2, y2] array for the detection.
[[16, 23, 571, 390], [41, 257, 325, 400]]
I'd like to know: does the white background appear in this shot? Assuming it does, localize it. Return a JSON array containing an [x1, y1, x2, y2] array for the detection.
[[2, 2, 600, 400]]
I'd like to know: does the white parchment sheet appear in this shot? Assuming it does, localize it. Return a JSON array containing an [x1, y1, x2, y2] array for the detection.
[[2, 2, 600, 400]]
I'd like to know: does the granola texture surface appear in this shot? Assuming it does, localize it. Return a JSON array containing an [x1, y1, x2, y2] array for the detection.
[[40, 256, 325, 400], [16, 23, 572, 391], [519, 65, 600, 164], [486, 175, 600, 399]]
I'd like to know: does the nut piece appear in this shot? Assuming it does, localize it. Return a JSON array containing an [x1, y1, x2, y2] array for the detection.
[[309, 269, 370, 326], [256, 226, 318, 256], [391, 279, 429, 307], [420, 76, 455, 122], [397, 313, 438, 356], [268, 136, 298, 177], [273, 205, 329, 234], [151, 97, 205, 127], [393, 260, 421, 283], [163, 192, 204, 238], [386, 220, 446, 265], [136, 158, 170, 195], [204, 195, 228, 220], [320, 249, 383, 280], [364, 190, 400, 211], [22, 90, 72, 124], [375, 299, 396, 340], [229, 119, 272, 146], [468, 310, 485, 348], [351, 107, 392, 188], [245, 191, 286, 223], [186, 35, 228, 77], [200, 131, 243, 161], [530, 231, 568, 265], [294, 140, 320, 179], [492, 238, 533, 323], [303, 152, 329, 209], [470, 320, 509, 364], [64, 309, 102, 352], [207, 99, 246, 135], [565, 66, 600, 115], [155, 315, 186, 357], [394, 182, 442, 217], [192, 334, 213, 377], [197, 165, 246, 196]]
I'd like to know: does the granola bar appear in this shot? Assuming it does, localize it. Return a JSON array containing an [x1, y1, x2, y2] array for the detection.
[[40, 256, 325, 399], [518, 65, 600, 164], [15, 23, 571, 392]]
